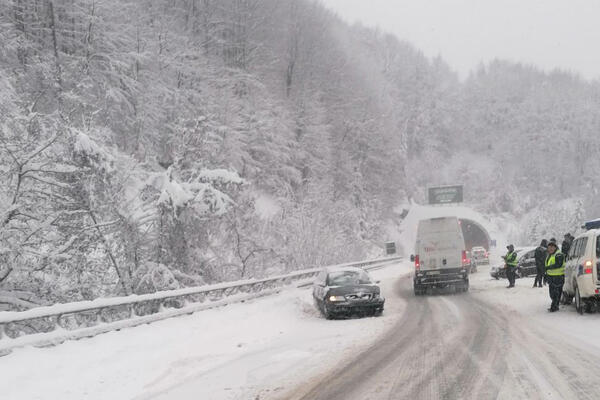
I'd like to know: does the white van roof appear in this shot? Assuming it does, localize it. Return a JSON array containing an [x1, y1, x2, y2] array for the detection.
[[417, 216, 460, 233]]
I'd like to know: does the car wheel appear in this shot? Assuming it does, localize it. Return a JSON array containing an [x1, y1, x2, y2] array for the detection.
[[575, 286, 584, 315]]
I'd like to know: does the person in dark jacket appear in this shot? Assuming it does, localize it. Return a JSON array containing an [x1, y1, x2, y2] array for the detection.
[[561, 233, 573, 256], [533, 239, 548, 288], [545, 238, 565, 312]]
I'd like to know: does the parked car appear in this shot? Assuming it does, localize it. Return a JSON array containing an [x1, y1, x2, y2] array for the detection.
[[489, 247, 536, 279], [516, 248, 537, 277], [312, 267, 385, 319], [412, 216, 470, 295], [562, 225, 600, 314], [471, 246, 489, 265]]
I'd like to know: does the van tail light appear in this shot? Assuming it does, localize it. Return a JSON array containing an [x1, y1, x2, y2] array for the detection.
[[462, 250, 468, 266], [415, 255, 420, 271], [584, 260, 593, 274]]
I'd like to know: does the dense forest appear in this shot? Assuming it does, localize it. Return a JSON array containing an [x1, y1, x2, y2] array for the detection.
[[1, 0, 599, 309]]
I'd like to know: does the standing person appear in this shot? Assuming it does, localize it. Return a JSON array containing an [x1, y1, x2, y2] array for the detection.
[[561, 233, 573, 256], [545, 239, 565, 312], [504, 244, 518, 288], [533, 239, 548, 288]]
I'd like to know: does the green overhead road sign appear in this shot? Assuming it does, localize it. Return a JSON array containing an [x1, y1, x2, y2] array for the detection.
[[428, 185, 463, 205]]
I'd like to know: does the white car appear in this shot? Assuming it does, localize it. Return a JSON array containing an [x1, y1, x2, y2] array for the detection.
[[471, 246, 489, 265], [562, 224, 600, 314]]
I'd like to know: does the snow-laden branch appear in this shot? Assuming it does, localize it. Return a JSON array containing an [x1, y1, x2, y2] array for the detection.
[[152, 167, 243, 219]]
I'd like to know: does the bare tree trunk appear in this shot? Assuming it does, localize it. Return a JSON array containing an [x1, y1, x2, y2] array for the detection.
[[88, 210, 130, 295], [48, 1, 63, 91]]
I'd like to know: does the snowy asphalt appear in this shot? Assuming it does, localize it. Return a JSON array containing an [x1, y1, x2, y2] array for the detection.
[[287, 275, 600, 400]]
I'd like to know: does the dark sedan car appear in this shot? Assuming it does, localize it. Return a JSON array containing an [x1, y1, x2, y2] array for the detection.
[[490, 247, 537, 279], [312, 267, 384, 319]]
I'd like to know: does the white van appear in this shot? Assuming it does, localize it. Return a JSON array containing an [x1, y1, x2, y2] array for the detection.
[[411, 216, 470, 295], [562, 226, 600, 314]]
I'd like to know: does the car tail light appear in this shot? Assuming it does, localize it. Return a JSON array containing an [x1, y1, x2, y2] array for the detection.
[[462, 250, 468, 266], [415, 255, 420, 270], [584, 260, 593, 274]]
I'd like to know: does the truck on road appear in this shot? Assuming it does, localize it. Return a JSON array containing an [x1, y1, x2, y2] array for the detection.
[[411, 216, 470, 295]]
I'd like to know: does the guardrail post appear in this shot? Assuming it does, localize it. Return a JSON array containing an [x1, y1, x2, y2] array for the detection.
[[56, 314, 63, 331]]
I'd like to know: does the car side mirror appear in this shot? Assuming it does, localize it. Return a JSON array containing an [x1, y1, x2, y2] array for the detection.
[[375, 280, 381, 284], [410, 254, 415, 262]]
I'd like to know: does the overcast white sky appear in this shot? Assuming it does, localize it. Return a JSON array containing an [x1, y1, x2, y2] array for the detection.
[[320, 0, 600, 81]]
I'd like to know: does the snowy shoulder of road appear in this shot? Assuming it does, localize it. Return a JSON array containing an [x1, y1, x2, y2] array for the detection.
[[0, 262, 412, 400], [470, 263, 600, 353]]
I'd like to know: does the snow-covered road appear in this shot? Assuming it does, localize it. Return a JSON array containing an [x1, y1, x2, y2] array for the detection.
[[282, 263, 600, 400], [0, 262, 411, 400], [4, 259, 600, 400]]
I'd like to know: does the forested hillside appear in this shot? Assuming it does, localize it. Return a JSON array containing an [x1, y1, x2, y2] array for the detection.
[[1, 0, 599, 308]]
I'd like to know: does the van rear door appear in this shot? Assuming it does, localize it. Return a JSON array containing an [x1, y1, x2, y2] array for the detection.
[[416, 217, 465, 271]]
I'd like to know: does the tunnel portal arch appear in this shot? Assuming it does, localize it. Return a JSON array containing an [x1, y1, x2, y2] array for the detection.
[[459, 218, 491, 251]]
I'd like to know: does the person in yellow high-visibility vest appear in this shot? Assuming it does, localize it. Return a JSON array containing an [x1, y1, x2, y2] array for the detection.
[[504, 244, 518, 288], [545, 238, 565, 312]]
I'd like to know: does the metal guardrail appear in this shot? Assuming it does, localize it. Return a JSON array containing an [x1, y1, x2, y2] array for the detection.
[[0, 256, 402, 354]]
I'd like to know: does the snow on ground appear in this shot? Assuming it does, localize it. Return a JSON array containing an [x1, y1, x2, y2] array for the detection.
[[0, 262, 412, 400], [470, 262, 600, 353]]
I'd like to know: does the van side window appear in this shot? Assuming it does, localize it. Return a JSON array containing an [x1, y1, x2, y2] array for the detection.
[[568, 239, 579, 259], [579, 238, 588, 258], [596, 236, 600, 258]]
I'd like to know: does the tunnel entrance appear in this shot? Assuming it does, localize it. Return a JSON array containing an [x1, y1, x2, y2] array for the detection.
[[459, 219, 490, 251]]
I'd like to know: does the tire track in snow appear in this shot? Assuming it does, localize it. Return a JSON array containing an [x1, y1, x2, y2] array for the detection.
[[288, 277, 600, 400]]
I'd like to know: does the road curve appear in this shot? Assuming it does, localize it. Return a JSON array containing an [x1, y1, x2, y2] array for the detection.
[[286, 277, 600, 400]]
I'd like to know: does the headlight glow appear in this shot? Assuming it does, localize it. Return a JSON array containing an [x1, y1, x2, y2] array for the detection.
[[328, 295, 346, 302]]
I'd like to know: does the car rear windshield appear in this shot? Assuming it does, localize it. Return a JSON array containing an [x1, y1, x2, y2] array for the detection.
[[328, 271, 371, 286]]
